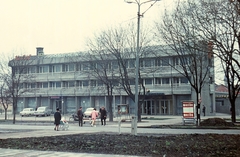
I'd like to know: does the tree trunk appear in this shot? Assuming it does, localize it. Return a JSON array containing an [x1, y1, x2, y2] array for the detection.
[[108, 95, 113, 122], [231, 103, 236, 123], [13, 102, 16, 124], [4, 108, 7, 120], [138, 102, 142, 122]]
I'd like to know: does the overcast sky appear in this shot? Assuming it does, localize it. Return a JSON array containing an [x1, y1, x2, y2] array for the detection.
[[0, 0, 177, 56]]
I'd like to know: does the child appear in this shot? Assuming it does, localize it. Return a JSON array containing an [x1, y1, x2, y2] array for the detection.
[[91, 108, 98, 127]]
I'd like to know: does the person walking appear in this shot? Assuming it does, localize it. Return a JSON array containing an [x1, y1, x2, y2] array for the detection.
[[77, 107, 83, 127], [100, 107, 107, 126], [54, 108, 61, 131], [91, 108, 98, 127], [202, 105, 206, 116]]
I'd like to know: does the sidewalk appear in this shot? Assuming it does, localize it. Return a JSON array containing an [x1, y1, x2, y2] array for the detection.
[[0, 113, 237, 157]]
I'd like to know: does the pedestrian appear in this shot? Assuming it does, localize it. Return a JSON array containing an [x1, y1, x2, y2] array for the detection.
[[54, 108, 61, 131], [100, 107, 107, 126], [91, 108, 98, 127], [202, 105, 206, 116], [77, 106, 83, 127]]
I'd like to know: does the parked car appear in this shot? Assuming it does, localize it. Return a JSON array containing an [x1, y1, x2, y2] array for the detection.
[[34, 106, 51, 117], [20, 108, 35, 117], [83, 108, 99, 118]]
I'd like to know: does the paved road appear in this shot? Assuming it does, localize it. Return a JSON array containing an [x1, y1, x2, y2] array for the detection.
[[0, 113, 239, 157]]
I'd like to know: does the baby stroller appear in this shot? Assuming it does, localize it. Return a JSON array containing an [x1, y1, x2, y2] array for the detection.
[[59, 119, 69, 131]]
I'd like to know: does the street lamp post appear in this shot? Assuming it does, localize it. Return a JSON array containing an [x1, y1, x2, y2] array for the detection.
[[125, 0, 160, 135]]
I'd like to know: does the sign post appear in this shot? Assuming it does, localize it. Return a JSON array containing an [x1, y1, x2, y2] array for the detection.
[[182, 101, 196, 125]]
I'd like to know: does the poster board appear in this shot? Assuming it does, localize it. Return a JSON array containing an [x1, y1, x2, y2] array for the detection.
[[117, 104, 129, 115], [182, 101, 194, 118], [182, 101, 196, 125]]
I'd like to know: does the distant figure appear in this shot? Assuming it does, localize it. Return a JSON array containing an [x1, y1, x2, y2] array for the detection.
[[77, 107, 83, 127], [202, 105, 206, 116], [91, 108, 98, 127], [54, 108, 61, 131], [100, 107, 107, 126]]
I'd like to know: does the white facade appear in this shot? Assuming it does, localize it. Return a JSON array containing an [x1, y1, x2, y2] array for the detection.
[[11, 47, 215, 116]]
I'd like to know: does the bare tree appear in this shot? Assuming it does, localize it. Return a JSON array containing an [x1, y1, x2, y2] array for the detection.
[[85, 24, 154, 122], [154, 0, 215, 125], [0, 82, 11, 120], [155, 0, 240, 123], [0, 54, 36, 124], [79, 49, 119, 122]]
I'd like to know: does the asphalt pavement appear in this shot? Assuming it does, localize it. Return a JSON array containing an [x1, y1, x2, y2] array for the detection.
[[0, 113, 239, 157]]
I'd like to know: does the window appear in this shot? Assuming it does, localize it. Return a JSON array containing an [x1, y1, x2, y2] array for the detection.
[[155, 78, 161, 85], [56, 82, 61, 88], [140, 59, 144, 67], [28, 66, 36, 73], [145, 78, 152, 85], [76, 63, 81, 71], [69, 81, 75, 87], [96, 62, 103, 70], [162, 58, 170, 66], [82, 63, 89, 71], [43, 82, 48, 88], [129, 79, 135, 85], [180, 77, 188, 84], [62, 64, 69, 72], [112, 61, 118, 69], [76, 80, 82, 87], [30, 83, 36, 88], [128, 60, 135, 68], [111, 79, 119, 86], [49, 65, 61, 72], [97, 80, 104, 86], [155, 59, 161, 67], [69, 64, 74, 71], [39, 66, 48, 73], [62, 81, 68, 88], [38, 82, 49, 88], [144, 59, 152, 67], [19, 83, 23, 89], [173, 77, 179, 84], [50, 82, 61, 88], [82, 80, 89, 86], [174, 58, 180, 66], [62, 64, 75, 72], [162, 78, 170, 84], [90, 80, 96, 87], [180, 57, 190, 66]]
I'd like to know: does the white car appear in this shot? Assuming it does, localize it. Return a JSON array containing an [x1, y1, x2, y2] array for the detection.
[[20, 108, 35, 117], [83, 108, 99, 118], [34, 106, 51, 117]]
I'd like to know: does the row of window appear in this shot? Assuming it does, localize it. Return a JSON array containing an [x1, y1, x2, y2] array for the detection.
[[21, 77, 189, 89], [16, 57, 190, 74]]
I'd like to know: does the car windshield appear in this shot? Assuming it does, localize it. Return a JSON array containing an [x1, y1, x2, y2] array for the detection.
[[37, 108, 45, 111], [86, 108, 93, 111]]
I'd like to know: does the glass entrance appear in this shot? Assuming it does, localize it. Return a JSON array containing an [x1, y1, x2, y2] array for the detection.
[[142, 100, 155, 115], [161, 100, 168, 114]]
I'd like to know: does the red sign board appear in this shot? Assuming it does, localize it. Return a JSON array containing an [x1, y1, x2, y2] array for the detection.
[[182, 101, 194, 118]]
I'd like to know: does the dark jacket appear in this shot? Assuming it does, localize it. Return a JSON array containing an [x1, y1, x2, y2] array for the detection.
[[54, 111, 61, 125], [100, 109, 107, 119], [77, 109, 83, 118]]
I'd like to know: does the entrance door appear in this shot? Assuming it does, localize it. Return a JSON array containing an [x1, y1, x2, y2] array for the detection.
[[161, 100, 168, 114], [55, 100, 62, 112], [142, 100, 154, 115]]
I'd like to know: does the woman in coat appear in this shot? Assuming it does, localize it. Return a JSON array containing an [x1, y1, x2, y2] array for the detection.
[[54, 108, 61, 131], [91, 108, 98, 127]]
